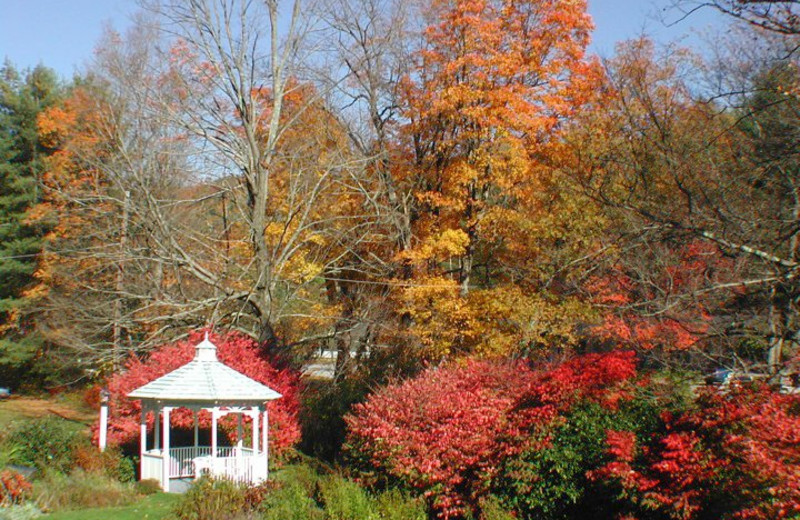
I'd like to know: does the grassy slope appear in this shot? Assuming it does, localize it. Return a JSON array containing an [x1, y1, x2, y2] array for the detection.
[[0, 395, 94, 426], [45, 493, 181, 520]]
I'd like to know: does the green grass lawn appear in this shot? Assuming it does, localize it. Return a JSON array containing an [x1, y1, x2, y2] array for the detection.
[[44, 493, 181, 520]]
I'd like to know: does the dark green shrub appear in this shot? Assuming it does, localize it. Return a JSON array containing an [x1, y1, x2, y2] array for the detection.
[[258, 464, 422, 520], [116, 454, 136, 482], [318, 474, 378, 520], [492, 393, 667, 520], [172, 476, 248, 520], [300, 379, 368, 462], [258, 463, 325, 520], [6, 417, 85, 474], [274, 462, 324, 496]]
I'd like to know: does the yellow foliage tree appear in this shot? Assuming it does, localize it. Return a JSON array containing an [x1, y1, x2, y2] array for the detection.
[[390, 0, 603, 360]]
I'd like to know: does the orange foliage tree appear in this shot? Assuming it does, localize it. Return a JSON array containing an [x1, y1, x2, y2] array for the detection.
[[29, 83, 133, 373], [392, 0, 604, 359]]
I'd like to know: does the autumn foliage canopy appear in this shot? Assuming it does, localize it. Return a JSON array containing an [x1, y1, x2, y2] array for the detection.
[[4, 0, 800, 518]]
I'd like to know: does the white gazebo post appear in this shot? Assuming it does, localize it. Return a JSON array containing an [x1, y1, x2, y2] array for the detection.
[[98, 388, 110, 452], [193, 409, 199, 450], [211, 407, 218, 461], [128, 334, 282, 489], [237, 414, 243, 452], [154, 410, 160, 452], [251, 410, 259, 454], [162, 406, 171, 491], [262, 408, 269, 478], [235, 413, 243, 479], [139, 403, 147, 476]]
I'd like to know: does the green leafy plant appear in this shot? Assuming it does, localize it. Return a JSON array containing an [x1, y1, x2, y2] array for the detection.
[[477, 496, 515, 520], [6, 417, 84, 474], [172, 476, 248, 520], [258, 464, 325, 520], [273, 463, 324, 497], [260, 481, 324, 520], [374, 489, 427, 520], [318, 475, 378, 520], [493, 397, 663, 520]]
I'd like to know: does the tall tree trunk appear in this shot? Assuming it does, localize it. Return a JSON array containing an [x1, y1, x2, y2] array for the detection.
[[112, 189, 130, 370]]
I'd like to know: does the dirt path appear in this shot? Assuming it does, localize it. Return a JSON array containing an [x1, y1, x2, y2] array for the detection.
[[0, 396, 95, 425]]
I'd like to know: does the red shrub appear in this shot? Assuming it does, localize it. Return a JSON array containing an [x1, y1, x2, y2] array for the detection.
[[345, 352, 638, 518], [0, 470, 32, 505], [592, 384, 800, 520], [96, 330, 301, 459]]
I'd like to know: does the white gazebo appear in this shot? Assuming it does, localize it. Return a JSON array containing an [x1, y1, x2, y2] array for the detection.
[[128, 334, 282, 492]]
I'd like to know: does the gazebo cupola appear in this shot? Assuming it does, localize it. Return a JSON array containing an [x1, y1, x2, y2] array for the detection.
[[128, 333, 282, 492]]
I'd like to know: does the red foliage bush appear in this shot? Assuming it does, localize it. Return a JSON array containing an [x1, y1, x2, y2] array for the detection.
[[96, 330, 301, 458], [0, 470, 32, 505], [347, 360, 530, 518], [345, 351, 638, 518], [347, 350, 800, 520], [592, 384, 800, 520]]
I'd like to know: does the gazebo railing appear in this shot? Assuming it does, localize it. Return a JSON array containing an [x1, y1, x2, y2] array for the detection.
[[142, 446, 264, 483], [169, 447, 209, 478], [197, 452, 268, 484], [169, 446, 256, 478], [142, 451, 163, 481]]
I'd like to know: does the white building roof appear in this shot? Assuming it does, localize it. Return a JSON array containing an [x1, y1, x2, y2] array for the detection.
[[128, 335, 282, 404]]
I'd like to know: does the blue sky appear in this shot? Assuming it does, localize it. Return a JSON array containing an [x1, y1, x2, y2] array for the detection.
[[0, 0, 133, 78], [0, 0, 725, 79]]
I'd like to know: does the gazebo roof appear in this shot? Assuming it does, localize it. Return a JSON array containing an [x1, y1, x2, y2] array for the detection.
[[127, 334, 282, 404]]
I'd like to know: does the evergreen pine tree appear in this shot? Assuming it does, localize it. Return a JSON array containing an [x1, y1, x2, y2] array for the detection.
[[0, 62, 62, 387]]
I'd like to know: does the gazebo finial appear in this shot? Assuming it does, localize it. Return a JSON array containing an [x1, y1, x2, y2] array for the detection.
[[195, 332, 218, 362]]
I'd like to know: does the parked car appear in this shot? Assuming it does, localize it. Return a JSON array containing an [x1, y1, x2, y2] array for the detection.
[[704, 368, 769, 393], [704, 368, 731, 385]]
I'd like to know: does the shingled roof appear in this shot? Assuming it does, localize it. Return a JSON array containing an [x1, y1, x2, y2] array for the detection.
[[127, 335, 282, 404]]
